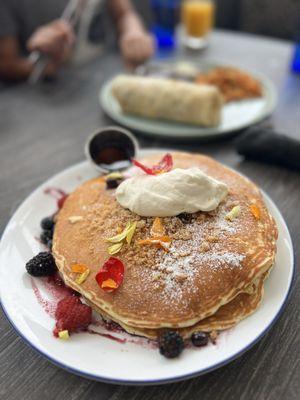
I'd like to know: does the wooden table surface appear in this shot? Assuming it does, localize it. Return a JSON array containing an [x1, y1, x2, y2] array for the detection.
[[0, 31, 299, 400]]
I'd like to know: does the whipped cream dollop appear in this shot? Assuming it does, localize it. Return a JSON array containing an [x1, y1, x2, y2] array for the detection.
[[116, 167, 228, 217]]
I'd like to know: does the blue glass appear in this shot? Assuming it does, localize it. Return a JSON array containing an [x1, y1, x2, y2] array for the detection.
[[151, 0, 181, 49], [291, 43, 300, 73]]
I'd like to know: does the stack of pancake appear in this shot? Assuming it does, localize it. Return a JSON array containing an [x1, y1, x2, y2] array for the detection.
[[52, 152, 277, 339]]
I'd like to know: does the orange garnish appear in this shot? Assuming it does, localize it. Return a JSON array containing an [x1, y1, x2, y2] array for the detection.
[[151, 217, 165, 237], [138, 236, 171, 252], [101, 278, 118, 290], [138, 236, 171, 245], [250, 204, 260, 219], [71, 264, 88, 274]]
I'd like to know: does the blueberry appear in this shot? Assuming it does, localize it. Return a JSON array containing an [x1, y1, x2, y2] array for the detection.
[[40, 229, 53, 245], [41, 216, 55, 231], [191, 332, 209, 347], [106, 179, 122, 190]]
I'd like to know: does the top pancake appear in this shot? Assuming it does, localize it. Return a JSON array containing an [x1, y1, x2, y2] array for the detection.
[[53, 152, 277, 329]]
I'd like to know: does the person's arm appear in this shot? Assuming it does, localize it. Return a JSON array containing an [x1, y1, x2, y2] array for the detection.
[[0, 0, 35, 80], [27, 20, 75, 64], [108, 0, 154, 67], [109, 0, 144, 35], [0, 20, 74, 82], [0, 36, 34, 80]]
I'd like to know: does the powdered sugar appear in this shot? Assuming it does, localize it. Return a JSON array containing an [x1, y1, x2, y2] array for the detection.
[[152, 210, 245, 301], [197, 252, 245, 269]]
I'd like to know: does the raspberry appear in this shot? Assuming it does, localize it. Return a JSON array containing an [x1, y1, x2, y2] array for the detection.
[[158, 331, 184, 358], [26, 252, 57, 276], [54, 296, 92, 336]]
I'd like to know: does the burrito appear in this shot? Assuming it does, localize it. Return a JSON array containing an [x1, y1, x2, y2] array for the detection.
[[111, 75, 223, 127]]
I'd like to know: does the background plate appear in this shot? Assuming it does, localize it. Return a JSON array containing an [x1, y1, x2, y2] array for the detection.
[[0, 150, 294, 385], [99, 65, 277, 139]]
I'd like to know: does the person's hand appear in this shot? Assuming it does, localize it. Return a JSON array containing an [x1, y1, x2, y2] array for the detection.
[[119, 29, 155, 68], [27, 20, 75, 65]]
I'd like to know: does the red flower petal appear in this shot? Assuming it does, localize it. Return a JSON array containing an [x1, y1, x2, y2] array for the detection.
[[133, 153, 173, 175], [95, 257, 124, 293]]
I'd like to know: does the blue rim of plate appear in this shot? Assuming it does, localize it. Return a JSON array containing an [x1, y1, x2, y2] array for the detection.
[[0, 160, 295, 386], [99, 63, 278, 139]]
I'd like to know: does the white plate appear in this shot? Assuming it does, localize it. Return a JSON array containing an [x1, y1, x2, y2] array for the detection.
[[0, 151, 294, 385], [99, 66, 277, 139]]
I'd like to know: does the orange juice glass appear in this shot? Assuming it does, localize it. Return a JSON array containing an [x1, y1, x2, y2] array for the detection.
[[182, 0, 215, 49]]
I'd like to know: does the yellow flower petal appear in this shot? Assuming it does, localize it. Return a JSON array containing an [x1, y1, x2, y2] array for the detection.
[[126, 221, 137, 244], [58, 330, 69, 340], [108, 242, 123, 255], [106, 222, 131, 243], [106, 172, 123, 181], [225, 205, 241, 221], [75, 268, 90, 284]]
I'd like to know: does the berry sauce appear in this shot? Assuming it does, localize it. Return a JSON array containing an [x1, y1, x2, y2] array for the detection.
[[86, 329, 126, 344], [30, 274, 157, 348], [44, 188, 68, 210], [31, 274, 75, 318]]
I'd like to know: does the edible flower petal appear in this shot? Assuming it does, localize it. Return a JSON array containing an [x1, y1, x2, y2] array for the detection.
[[106, 221, 136, 244], [132, 153, 173, 175], [108, 242, 123, 255], [151, 217, 165, 237], [71, 264, 88, 273], [101, 278, 118, 290], [106, 172, 123, 181], [95, 257, 124, 293], [106, 223, 130, 243], [75, 268, 90, 284], [106, 221, 137, 253], [138, 236, 171, 252], [225, 205, 241, 221], [138, 236, 171, 244], [58, 330, 70, 340], [250, 204, 260, 220], [126, 221, 137, 244]]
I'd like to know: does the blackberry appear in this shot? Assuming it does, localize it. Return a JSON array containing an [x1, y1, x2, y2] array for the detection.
[[40, 229, 53, 245], [41, 216, 55, 231], [159, 331, 184, 358], [47, 239, 53, 250], [26, 252, 57, 277], [191, 332, 209, 347]]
